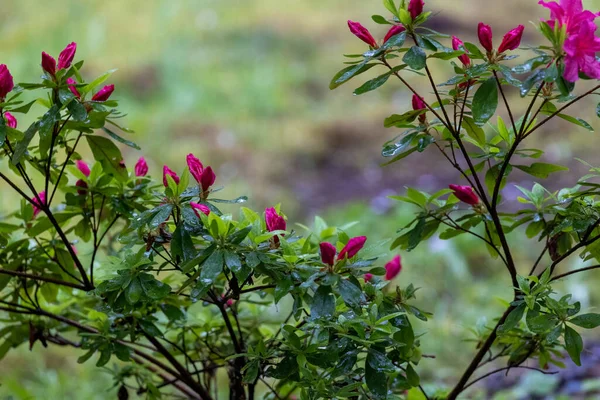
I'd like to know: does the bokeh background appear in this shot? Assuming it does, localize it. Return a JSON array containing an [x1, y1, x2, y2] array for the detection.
[[1, 0, 600, 398]]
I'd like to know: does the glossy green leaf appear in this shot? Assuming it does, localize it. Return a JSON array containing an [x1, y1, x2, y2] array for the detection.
[[564, 325, 583, 366], [472, 78, 498, 125], [403, 46, 427, 70]]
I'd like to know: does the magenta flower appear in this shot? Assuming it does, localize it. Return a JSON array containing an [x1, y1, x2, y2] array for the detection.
[[76, 160, 90, 177], [478, 22, 494, 52], [200, 166, 216, 192], [265, 207, 286, 232], [186, 154, 204, 183], [449, 184, 480, 206], [320, 242, 337, 266], [57, 42, 77, 70], [190, 202, 211, 217], [408, 0, 425, 20], [384, 25, 406, 44], [452, 36, 471, 66], [337, 236, 367, 260], [364, 273, 374, 282], [347, 20, 378, 48], [385, 255, 402, 281], [32, 191, 46, 218], [162, 165, 180, 187], [135, 157, 148, 177], [563, 20, 600, 81], [0, 64, 14, 100], [76, 179, 88, 196], [497, 25, 524, 53], [91, 84, 115, 102], [4, 112, 17, 129], [412, 94, 427, 123], [67, 78, 81, 99], [41, 52, 57, 76], [539, 0, 599, 34]]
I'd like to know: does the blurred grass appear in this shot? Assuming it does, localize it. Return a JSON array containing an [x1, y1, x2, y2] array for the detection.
[[1, 0, 600, 398]]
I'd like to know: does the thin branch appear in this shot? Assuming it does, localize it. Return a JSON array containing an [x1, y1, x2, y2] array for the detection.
[[551, 264, 600, 282], [0, 268, 86, 290], [49, 130, 81, 205], [463, 366, 558, 391]]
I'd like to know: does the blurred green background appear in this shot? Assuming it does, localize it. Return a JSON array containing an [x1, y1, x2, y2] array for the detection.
[[1, 0, 600, 398]]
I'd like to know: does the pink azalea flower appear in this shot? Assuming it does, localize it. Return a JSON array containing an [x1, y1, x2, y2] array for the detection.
[[190, 202, 211, 217], [67, 78, 81, 99], [347, 20, 378, 48], [452, 36, 471, 66], [4, 112, 17, 129], [265, 207, 286, 232], [539, 0, 599, 34], [563, 20, 600, 81], [0, 64, 14, 100], [364, 273, 374, 282], [384, 25, 406, 44], [32, 191, 46, 218], [337, 236, 367, 260], [319, 242, 337, 266], [135, 157, 148, 177], [162, 165, 180, 187], [76, 160, 90, 177], [449, 184, 480, 206], [385, 255, 402, 280]]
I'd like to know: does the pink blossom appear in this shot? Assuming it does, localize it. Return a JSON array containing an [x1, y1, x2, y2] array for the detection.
[[347, 20, 378, 47], [162, 165, 180, 187], [91, 84, 115, 102], [497, 25, 524, 53], [0, 64, 14, 100], [412, 94, 427, 123], [190, 202, 211, 217], [76, 179, 88, 195], [408, 0, 425, 20], [449, 184, 480, 206], [57, 42, 77, 70], [200, 166, 216, 192], [320, 242, 337, 266], [4, 112, 17, 129], [384, 25, 406, 44], [32, 191, 46, 217], [385, 255, 402, 280], [338, 236, 367, 260], [364, 273, 374, 282], [452, 36, 471, 66], [478, 23, 494, 52], [265, 207, 286, 232], [76, 160, 90, 177], [67, 78, 80, 99], [539, 0, 599, 35], [563, 20, 600, 81], [186, 153, 204, 183], [135, 157, 148, 177], [41, 52, 57, 76]]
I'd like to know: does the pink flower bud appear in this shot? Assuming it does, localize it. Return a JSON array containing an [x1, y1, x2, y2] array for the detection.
[[385, 255, 402, 280], [200, 166, 216, 192], [265, 207, 286, 232], [320, 242, 337, 266], [57, 42, 77, 70], [347, 20, 378, 48], [0, 64, 14, 100], [449, 184, 480, 205], [163, 165, 180, 187], [408, 0, 425, 20], [4, 112, 17, 129], [412, 94, 427, 123], [497, 25, 524, 53], [226, 299, 234, 307], [91, 84, 115, 102], [67, 78, 81, 99], [338, 236, 367, 260], [41, 52, 57, 76], [76, 179, 88, 195], [364, 273, 374, 282], [384, 25, 406, 44], [190, 202, 211, 217], [135, 157, 148, 177], [478, 22, 494, 52], [76, 160, 90, 177], [452, 36, 471, 66], [186, 153, 204, 183], [32, 191, 46, 218]]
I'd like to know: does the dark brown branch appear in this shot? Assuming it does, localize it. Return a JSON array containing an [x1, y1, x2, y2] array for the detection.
[[463, 365, 558, 391], [0, 267, 86, 290], [551, 264, 600, 282]]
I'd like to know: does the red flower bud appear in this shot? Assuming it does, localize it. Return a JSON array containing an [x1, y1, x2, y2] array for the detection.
[[32, 191, 46, 218], [41, 52, 57, 76], [135, 157, 148, 177], [4, 112, 17, 129], [364, 273, 374, 282], [338, 236, 367, 260], [91, 84, 115, 102], [57, 42, 77, 70], [67, 78, 81, 99], [412, 94, 427, 123], [320, 242, 337, 266], [347, 20, 378, 48], [384, 25, 406, 44], [497, 25, 524, 53], [200, 166, 216, 192], [76, 179, 88, 196], [452, 36, 471, 66], [186, 153, 204, 183], [0, 64, 14, 100], [449, 184, 480, 205], [385, 255, 402, 280], [163, 165, 180, 187], [478, 22, 494, 52], [265, 207, 286, 232], [408, 0, 425, 20], [190, 202, 211, 217], [76, 160, 90, 177]]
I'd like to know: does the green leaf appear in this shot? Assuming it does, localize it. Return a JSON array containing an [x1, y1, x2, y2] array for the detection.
[[199, 249, 224, 285], [83, 69, 117, 94], [274, 277, 293, 303], [171, 225, 195, 262], [227, 226, 252, 245], [570, 313, 600, 329], [139, 273, 171, 300], [383, 0, 398, 17], [86, 135, 128, 182], [338, 279, 364, 308], [102, 127, 140, 149], [365, 350, 388, 398], [527, 314, 558, 333], [125, 277, 143, 305], [499, 303, 526, 333], [514, 163, 568, 179], [462, 117, 486, 146], [384, 111, 423, 128], [372, 15, 392, 25], [564, 325, 583, 366], [11, 119, 40, 165], [472, 78, 498, 125], [406, 364, 420, 387], [330, 63, 378, 90], [0, 116, 6, 147], [354, 72, 391, 95], [311, 286, 335, 320], [96, 350, 111, 367], [403, 46, 427, 70]]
